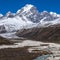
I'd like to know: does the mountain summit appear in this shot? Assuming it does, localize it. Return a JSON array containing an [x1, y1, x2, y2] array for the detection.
[[16, 4, 40, 23], [16, 4, 35, 14]]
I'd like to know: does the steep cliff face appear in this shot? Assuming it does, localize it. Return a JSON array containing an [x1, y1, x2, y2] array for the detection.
[[16, 24, 60, 43]]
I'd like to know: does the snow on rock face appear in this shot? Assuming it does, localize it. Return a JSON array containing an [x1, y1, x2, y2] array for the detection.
[[0, 16, 33, 32], [16, 4, 41, 23], [40, 11, 59, 22]]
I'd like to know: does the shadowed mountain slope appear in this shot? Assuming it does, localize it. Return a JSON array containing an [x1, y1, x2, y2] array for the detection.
[[16, 24, 60, 43]]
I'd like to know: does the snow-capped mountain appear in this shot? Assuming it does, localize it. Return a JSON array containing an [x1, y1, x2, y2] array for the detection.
[[16, 4, 41, 23], [0, 4, 60, 33]]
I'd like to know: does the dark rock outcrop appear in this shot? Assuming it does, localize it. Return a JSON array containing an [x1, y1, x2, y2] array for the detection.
[[0, 25, 6, 33], [0, 36, 13, 45]]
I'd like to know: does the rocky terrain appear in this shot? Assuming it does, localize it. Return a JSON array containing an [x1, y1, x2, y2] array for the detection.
[[0, 46, 50, 60], [0, 36, 52, 60]]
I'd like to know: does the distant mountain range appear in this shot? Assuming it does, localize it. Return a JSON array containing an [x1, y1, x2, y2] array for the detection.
[[0, 4, 60, 33]]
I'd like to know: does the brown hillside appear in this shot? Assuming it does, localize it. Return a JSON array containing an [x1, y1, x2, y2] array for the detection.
[[16, 24, 60, 43]]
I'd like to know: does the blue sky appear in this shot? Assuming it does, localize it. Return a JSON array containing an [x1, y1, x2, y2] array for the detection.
[[0, 0, 60, 15]]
